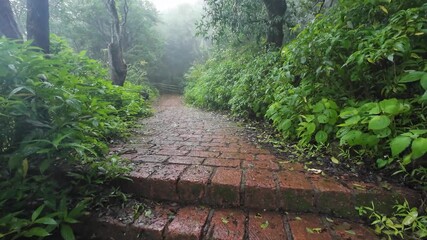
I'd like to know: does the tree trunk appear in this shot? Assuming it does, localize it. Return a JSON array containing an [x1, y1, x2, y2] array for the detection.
[[262, 0, 287, 48], [27, 0, 50, 53], [0, 0, 22, 39], [106, 0, 127, 86]]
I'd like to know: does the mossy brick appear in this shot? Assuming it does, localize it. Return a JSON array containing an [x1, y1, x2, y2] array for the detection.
[[178, 165, 213, 203], [288, 214, 333, 240], [330, 218, 379, 240], [147, 164, 187, 201], [277, 171, 315, 212], [208, 168, 242, 206], [244, 169, 278, 210], [248, 212, 287, 240], [130, 205, 171, 240], [207, 209, 246, 240], [165, 207, 209, 240], [310, 176, 354, 218]]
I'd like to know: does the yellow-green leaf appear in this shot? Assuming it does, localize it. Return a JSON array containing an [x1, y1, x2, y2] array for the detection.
[[379, 5, 388, 14]]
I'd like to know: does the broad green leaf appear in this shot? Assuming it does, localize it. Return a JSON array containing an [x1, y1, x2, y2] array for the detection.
[[315, 130, 328, 143], [340, 130, 362, 146], [411, 137, 427, 159], [402, 210, 418, 226], [379, 98, 400, 115], [60, 224, 75, 240], [368, 116, 391, 130], [339, 107, 358, 119], [35, 217, 57, 225], [374, 127, 391, 138], [390, 136, 411, 156], [306, 122, 316, 134], [399, 71, 424, 83], [23, 227, 50, 237], [32, 205, 44, 222], [421, 74, 427, 90], [364, 135, 379, 147], [313, 102, 325, 113], [410, 129, 427, 136], [317, 114, 328, 124]]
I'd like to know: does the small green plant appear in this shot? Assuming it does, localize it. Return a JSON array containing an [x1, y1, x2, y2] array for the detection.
[[357, 200, 427, 240]]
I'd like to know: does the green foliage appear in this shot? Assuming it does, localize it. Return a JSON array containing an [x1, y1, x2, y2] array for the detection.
[[185, 0, 427, 181], [357, 200, 427, 239], [0, 38, 151, 239]]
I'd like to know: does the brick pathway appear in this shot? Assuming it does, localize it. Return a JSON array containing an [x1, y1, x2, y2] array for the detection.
[[91, 95, 419, 240]]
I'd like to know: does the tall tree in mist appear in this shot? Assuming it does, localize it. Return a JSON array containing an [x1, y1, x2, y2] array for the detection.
[[0, 0, 22, 39], [27, 0, 50, 53]]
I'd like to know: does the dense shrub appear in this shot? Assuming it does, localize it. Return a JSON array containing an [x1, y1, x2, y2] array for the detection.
[[185, 1, 427, 181], [0, 37, 152, 239]]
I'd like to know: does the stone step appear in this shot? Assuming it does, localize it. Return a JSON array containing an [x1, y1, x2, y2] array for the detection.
[[78, 202, 379, 240], [119, 162, 419, 219]]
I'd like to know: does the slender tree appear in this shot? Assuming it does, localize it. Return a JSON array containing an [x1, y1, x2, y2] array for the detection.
[[0, 0, 22, 39], [106, 0, 127, 86], [27, 0, 50, 53]]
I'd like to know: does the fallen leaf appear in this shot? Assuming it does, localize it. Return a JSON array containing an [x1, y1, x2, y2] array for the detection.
[[260, 221, 269, 229], [331, 157, 340, 164]]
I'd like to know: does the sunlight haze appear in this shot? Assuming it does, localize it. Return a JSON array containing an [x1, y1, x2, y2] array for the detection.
[[151, 0, 200, 11]]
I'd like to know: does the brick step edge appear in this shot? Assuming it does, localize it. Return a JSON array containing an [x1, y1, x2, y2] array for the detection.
[[118, 164, 420, 219], [76, 205, 379, 240]]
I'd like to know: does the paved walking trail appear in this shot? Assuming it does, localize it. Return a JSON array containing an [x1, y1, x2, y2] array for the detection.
[[84, 95, 419, 240]]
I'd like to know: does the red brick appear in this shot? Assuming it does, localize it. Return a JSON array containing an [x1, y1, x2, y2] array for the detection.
[[221, 152, 255, 160], [288, 214, 332, 240], [209, 146, 240, 153], [310, 176, 354, 217], [134, 155, 169, 163], [201, 142, 228, 147], [156, 149, 189, 156], [330, 219, 379, 240], [208, 168, 242, 206], [256, 154, 276, 161], [240, 146, 270, 154], [244, 169, 277, 209], [248, 212, 287, 240], [147, 164, 187, 201], [180, 145, 209, 151], [277, 171, 314, 212], [165, 207, 209, 240], [204, 158, 241, 168], [207, 209, 246, 240], [131, 206, 172, 240], [242, 160, 279, 170], [124, 163, 164, 196], [188, 150, 220, 158], [178, 165, 213, 203], [168, 156, 205, 165]]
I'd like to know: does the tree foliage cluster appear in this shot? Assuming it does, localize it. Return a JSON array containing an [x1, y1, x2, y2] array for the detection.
[[0, 36, 154, 239], [186, 0, 427, 188]]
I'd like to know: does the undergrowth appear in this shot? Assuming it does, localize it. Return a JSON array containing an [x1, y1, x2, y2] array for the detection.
[[185, 1, 427, 238], [0, 36, 153, 239]]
